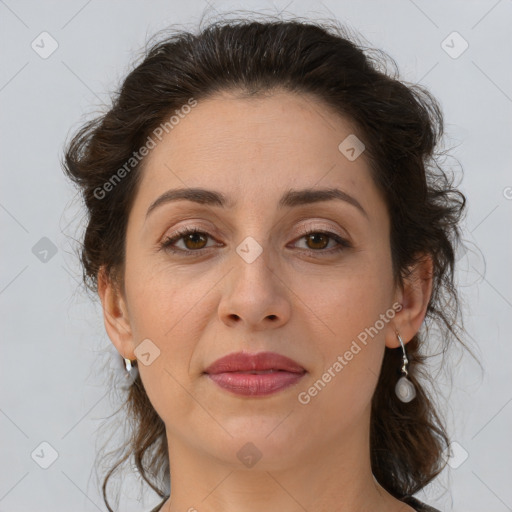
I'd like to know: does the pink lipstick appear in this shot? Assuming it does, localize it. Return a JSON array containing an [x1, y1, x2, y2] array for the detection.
[[204, 351, 306, 397]]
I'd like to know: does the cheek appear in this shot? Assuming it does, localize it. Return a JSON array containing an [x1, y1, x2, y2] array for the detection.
[[124, 252, 207, 336], [304, 259, 393, 342], [302, 258, 393, 405], [298, 293, 389, 431], [123, 260, 215, 378], [123, 265, 213, 425]]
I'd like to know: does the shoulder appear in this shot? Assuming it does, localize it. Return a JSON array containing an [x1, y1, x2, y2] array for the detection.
[[401, 495, 442, 512]]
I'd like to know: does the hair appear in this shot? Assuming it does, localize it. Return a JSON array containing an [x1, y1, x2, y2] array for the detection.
[[62, 12, 473, 511]]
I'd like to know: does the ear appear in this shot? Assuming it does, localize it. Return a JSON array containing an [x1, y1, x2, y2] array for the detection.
[[385, 253, 433, 349], [97, 266, 135, 359]]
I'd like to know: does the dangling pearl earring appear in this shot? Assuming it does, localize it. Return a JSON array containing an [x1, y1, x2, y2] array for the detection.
[[394, 330, 416, 403]]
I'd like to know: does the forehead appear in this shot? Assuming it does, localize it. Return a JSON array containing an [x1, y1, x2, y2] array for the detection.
[[130, 90, 385, 221]]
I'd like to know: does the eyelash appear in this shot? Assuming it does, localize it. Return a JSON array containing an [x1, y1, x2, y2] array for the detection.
[[159, 226, 351, 257]]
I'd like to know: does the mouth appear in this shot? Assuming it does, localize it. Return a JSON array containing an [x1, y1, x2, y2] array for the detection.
[[203, 351, 306, 397], [230, 369, 285, 374]]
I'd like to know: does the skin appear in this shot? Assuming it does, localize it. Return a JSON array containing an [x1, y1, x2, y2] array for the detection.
[[98, 89, 432, 512]]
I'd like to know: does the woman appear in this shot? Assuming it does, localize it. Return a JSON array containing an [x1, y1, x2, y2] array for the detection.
[[62, 15, 467, 512]]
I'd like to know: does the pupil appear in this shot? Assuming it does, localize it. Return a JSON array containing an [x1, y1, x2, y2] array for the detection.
[[186, 233, 205, 249], [309, 233, 327, 249]]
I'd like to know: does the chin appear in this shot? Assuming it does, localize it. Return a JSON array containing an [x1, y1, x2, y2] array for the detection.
[[199, 416, 308, 470]]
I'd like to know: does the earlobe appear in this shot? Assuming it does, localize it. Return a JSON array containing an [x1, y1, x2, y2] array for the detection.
[[385, 253, 434, 349], [97, 266, 135, 359]]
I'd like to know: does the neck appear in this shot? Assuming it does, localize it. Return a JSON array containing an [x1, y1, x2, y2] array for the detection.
[[161, 405, 400, 512]]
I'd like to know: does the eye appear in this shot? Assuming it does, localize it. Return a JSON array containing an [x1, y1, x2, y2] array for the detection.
[[292, 229, 351, 254], [160, 227, 219, 254], [159, 227, 351, 256]]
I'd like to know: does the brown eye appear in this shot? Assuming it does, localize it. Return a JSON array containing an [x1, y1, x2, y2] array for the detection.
[[181, 232, 208, 250], [293, 230, 350, 254], [160, 228, 217, 254], [296, 230, 352, 257], [304, 232, 330, 250], [160, 227, 350, 257]]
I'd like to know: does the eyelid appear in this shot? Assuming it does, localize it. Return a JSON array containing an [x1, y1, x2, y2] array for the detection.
[[159, 222, 352, 256], [295, 220, 347, 239], [160, 220, 346, 244], [159, 220, 217, 241]]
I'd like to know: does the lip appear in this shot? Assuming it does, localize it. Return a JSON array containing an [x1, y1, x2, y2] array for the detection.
[[204, 351, 306, 397]]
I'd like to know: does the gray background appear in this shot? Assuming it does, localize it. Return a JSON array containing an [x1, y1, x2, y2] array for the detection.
[[1, 0, 511, 511]]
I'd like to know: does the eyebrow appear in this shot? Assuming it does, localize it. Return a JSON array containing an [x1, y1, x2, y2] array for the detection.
[[145, 186, 368, 220]]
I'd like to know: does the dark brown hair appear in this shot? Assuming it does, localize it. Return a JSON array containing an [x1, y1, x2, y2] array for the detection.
[[62, 13, 471, 511]]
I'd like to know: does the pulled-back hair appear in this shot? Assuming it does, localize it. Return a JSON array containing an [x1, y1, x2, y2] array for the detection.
[[62, 13, 470, 511]]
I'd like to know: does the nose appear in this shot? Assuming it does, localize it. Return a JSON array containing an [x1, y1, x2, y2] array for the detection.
[[217, 241, 291, 331]]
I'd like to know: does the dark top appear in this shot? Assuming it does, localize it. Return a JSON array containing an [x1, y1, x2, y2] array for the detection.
[[402, 495, 442, 511], [149, 495, 441, 511]]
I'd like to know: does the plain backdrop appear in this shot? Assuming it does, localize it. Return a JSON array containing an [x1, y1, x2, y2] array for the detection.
[[1, 1, 511, 511]]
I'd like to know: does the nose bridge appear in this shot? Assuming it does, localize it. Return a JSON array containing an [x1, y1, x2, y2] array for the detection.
[[229, 199, 277, 270], [232, 233, 277, 297], [228, 199, 288, 288], [218, 231, 290, 328]]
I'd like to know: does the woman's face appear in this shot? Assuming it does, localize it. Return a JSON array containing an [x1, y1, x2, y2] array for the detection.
[[109, 90, 402, 468]]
